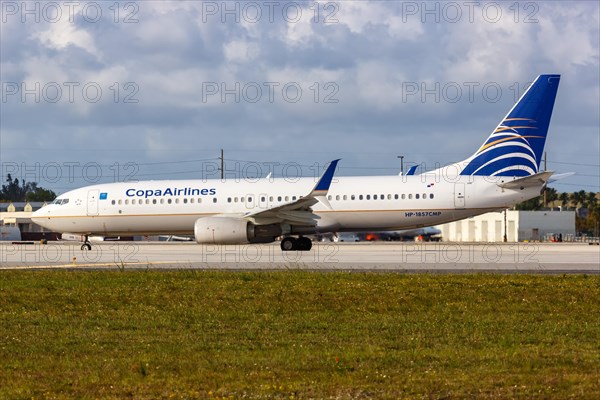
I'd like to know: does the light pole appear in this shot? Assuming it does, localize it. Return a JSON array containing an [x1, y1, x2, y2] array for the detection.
[[397, 155, 404, 175]]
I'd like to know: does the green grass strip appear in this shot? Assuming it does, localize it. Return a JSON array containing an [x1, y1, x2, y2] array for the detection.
[[1, 271, 599, 399]]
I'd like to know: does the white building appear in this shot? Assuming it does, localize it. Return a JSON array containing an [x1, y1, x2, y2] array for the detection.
[[435, 210, 576, 242]]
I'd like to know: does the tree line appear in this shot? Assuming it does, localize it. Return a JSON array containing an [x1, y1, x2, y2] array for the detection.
[[0, 174, 56, 202]]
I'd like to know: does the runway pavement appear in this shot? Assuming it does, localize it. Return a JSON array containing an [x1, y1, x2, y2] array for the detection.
[[1, 241, 598, 273]]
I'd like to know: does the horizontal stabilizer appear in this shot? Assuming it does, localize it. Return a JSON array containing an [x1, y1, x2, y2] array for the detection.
[[497, 171, 554, 189], [548, 172, 575, 183]]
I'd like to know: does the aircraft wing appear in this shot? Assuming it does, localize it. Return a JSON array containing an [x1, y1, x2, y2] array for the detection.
[[497, 171, 554, 189], [243, 159, 340, 226]]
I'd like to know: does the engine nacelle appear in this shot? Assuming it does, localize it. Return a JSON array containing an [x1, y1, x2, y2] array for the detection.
[[194, 217, 281, 245]]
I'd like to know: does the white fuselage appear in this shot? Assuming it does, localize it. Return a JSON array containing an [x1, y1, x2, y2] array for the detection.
[[31, 174, 538, 236]]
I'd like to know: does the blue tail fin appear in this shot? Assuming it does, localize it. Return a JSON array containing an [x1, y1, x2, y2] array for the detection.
[[460, 74, 560, 177]]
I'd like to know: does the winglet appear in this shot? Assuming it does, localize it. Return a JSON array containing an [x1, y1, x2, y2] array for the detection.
[[405, 165, 418, 176], [309, 159, 340, 196]]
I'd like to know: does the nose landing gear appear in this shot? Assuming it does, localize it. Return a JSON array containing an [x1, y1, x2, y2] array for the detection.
[[81, 236, 92, 251]]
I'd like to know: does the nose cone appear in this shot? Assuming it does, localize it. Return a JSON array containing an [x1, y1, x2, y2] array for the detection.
[[31, 206, 54, 230]]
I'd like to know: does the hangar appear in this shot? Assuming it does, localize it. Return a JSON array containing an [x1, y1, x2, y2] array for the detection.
[[435, 210, 576, 242]]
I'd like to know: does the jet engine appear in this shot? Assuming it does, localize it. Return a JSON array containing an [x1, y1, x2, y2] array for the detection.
[[194, 217, 281, 245]]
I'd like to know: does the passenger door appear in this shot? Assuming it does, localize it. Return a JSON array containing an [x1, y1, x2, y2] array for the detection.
[[87, 190, 99, 216], [454, 183, 465, 209]]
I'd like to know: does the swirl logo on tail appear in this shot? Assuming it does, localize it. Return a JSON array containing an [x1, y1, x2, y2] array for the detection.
[[459, 75, 560, 177]]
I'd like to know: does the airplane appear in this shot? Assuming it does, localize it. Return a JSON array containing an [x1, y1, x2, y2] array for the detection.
[[32, 74, 562, 252]]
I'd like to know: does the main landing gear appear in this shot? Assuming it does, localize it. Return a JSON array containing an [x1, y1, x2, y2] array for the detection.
[[280, 236, 312, 251], [81, 235, 92, 251]]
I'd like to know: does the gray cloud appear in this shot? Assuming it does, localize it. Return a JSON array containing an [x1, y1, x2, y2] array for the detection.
[[1, 0, 598, 193]]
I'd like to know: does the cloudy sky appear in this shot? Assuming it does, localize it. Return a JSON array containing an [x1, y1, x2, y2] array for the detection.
[[1, 0, 598, 194]]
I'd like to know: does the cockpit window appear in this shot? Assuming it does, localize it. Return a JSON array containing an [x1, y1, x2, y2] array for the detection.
[[52, 198, 69, 205]]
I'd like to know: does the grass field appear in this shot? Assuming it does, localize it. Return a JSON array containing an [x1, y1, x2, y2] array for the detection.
[[1, 271, 599, 399]]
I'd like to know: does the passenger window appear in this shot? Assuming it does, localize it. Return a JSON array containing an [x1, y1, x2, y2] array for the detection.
[[198, 198, 202, 203], [430, 194, 434, 199], [416, 194, 420, 199], [125, 199, 129, 205], [373, 195, 377, 200], [278, 196, 282, 201], [328, 195, 332, 200], [184, 198, 188, 204], [335, 195, 340, 201], [151, 199, 156, 204], [261, 196, 266, 202], [111, 200, 116, 205], [175, 199, 179, 204], [213, 198, 217, 203], [423, 193, 426, 199], [168, 199, 172, 204], [285, 196, 289, 201], [190, 198, 194, 204], [408, 194, 412, 199], [146, 199, 150, 204], [292, 196, 297, 201], [118, 200, 122, 205], [366, 195, 371, 200], [343, 195, 347, 200], [402, 194, 406, 200], [160, 199, 164, 204], [381, 194, 384, 199], [359, 195, 363, 200], [394, 194, 398, 200], [227, 198, 231, 203], [269, 196, 273, 202]]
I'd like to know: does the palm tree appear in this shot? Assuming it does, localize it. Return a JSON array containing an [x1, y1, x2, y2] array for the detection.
[[586, 192, 598, 209], [570, 190, 587, 209], [559, 192, 570, 208], [545, 187, 558, 206]]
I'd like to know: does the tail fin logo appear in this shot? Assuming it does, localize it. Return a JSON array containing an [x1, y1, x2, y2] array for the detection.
[[462, 118, 543, 176], [459, 74, 560, 177]]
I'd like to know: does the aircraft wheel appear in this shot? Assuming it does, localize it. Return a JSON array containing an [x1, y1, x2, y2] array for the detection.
[[81, 243, 92, 251], [281, 237, 296, 251], [297, 237, 312, 251]]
